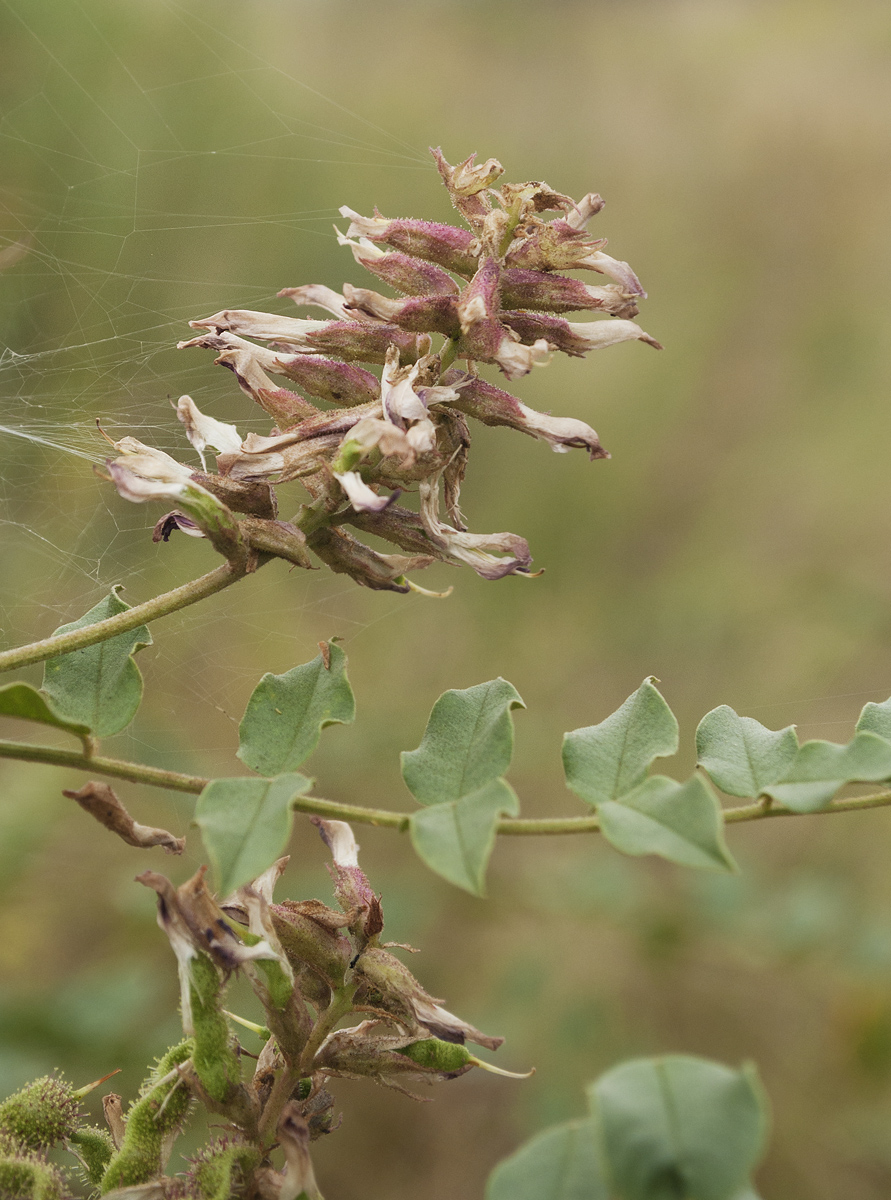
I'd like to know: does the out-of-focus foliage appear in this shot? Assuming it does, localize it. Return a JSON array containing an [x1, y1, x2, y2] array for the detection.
[[2, 1, 891, 1197]]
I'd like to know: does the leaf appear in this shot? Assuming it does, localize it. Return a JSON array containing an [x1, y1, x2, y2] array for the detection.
[[41, 587, 152, 737], [588, 1055, 769, 1200], [401, 678, 525, 805], [562, 679, 679, 808], [596, 774, 737, 873], [763, 731, 891, 813], [409, 778, 519, 895], [194, 773, 312, 895], [695, 706, 798, 797], [486, 1119, 608, 1200], [856, 696, 891, 741], [237, 641, 355, 776], [0, 681, 92, 741]]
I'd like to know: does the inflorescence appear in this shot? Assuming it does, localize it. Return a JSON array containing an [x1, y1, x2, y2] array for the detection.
[[104, 149, 659, 592]]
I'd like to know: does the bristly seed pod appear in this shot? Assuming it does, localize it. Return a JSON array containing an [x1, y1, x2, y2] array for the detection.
[[105, 148, 658, 593], [0, 1075, 82, 1151], [100, 1040, 194, 1192]]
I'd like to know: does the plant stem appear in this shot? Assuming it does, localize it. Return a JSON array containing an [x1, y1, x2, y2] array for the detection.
[[297, 984, 357, 1077], [3, 735, 891, 833], [0, 563, 247, 674], [0, 740, 206, 792]]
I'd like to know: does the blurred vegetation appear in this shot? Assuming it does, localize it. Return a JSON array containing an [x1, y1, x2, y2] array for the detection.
[[1, 0, 891, 1196]]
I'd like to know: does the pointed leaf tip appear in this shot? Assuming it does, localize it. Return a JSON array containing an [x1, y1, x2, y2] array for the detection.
[[238, 640, 355, 776], [402, 678, 525, 805], [696, 705, 798, 797], [562, 678, 678, 808]]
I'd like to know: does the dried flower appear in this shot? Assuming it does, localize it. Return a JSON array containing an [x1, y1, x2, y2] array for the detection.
[[104, 149, 658, 591]]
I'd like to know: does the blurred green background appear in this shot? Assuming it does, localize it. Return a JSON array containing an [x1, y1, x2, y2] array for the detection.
[[2, 0, 891, 1195]]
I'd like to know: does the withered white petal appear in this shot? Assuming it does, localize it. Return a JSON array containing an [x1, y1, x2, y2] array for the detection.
[[175, 395, 242, 470], [334, 470, 394, 513]]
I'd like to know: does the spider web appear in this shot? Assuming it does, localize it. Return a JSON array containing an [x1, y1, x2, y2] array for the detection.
[[0, 0, 444, 745]]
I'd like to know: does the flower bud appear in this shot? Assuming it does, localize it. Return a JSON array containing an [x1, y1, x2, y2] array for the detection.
[[0, 1075, 81, 1150], [442, 370, 607, 459], [340, 207, 479, 277], [191, 310, 429, 365], [500, 268, 639, 318], [336, 231, 459, 297], [343, 284, 460, 337], [269, 353, 379, 407], [501, 312, 662, 355]]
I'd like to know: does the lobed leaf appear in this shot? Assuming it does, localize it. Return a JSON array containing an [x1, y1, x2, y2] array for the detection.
[[696, 706, 797, 797], [856, 695, 891, 741], [237, 640, 355, 776], [194, 773, 312, 895], [409, 778, 519, 896], [596, 774, 737, 873], [562, 679, 679, 808], [763, 731, 891, 813], [0, 681, 92, 741], [486, 1119, 608, 1200], [588, 1055, 768, 1200], [41, 587, 152, 737], [401, 678, 525, 805]]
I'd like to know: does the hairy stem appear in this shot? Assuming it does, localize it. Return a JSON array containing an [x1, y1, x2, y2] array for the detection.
[[0, 563, 247, 674], [3, 736, 891, 832]]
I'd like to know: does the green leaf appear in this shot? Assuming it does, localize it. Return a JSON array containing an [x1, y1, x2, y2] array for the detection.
[[237, 641, 355, 776], [589, 1055, 769, 1200], [562, 679, 679, 808], [401, 678, 525, 805], [409, 778, 519, 896], [856, 696, 891, 741], [486, 1119, 608, 1200], [695, 706, 798, 797], [194, 773, 312, 895], [41, 587, 152, 737], [596, 774, 737, 873], [763, 732, 891, 813], [0, 681, 92, 741]]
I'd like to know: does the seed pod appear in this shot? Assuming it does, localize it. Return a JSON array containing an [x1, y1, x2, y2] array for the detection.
[[0, 1075, 81, 1151], [186, 1138, 260, 1200], [189, 954, 243, 1106], [0, 1149, 65, 1200], [100, 1040, 193, 1191], [67, 1126, 115, 1186]]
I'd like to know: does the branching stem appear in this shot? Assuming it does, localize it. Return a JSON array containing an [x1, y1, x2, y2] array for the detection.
[[3, 736, 891, 832], [0, 563, 247, 674]]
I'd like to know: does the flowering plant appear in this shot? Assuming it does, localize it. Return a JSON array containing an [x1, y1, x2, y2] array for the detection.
[[4, 150, 890, 1200]]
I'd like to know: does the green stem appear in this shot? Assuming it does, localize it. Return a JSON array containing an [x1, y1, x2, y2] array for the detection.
[[0, 563, 247, 674], [0, 741, 206, 793], [438, 338, 458, 377], [3, 735, 891, 832], [297, 983, 357, 1077]]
